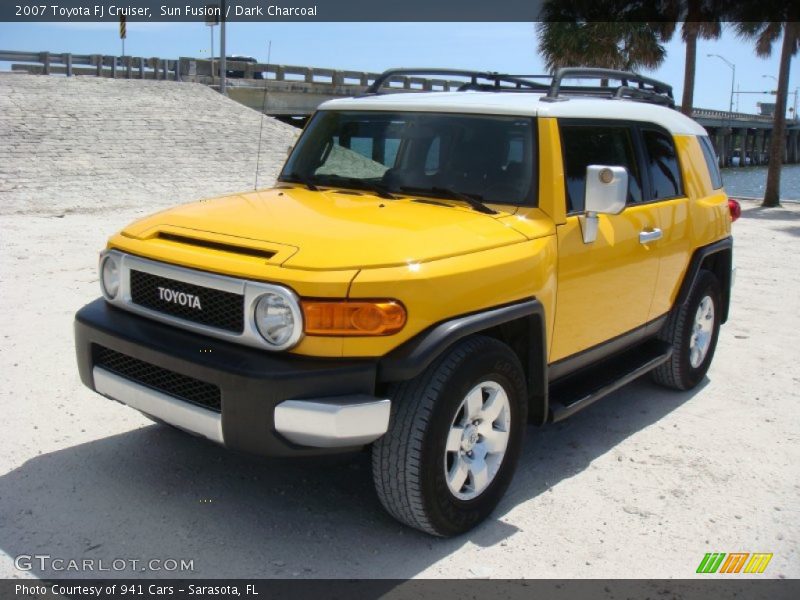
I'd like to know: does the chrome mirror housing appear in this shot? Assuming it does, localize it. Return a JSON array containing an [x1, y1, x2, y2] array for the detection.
[[580, 165, 628, 243]]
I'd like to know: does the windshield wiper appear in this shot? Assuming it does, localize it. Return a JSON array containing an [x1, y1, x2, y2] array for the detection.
[[314, 174, 397, 200], [279, 172, 319, 191], [400, 186, 497, 215]]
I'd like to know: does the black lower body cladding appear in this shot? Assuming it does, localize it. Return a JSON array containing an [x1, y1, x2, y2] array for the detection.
[[74, 299, 378, 457]]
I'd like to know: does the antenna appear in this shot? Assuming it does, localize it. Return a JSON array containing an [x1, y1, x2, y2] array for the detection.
[[253, 40, 272, 190]]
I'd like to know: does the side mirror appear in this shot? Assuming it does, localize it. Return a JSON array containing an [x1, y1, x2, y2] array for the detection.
[[580, 165, 628, 244]]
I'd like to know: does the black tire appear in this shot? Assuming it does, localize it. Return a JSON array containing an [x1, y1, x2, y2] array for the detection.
[[652, 270, 722, 390], [372, 335, 527, 536]]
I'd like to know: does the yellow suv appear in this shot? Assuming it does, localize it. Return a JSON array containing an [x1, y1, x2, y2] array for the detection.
[[75, 68, 735, 536]]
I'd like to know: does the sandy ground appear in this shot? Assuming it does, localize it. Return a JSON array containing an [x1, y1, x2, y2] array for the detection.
[[0, 198, 797, 580]]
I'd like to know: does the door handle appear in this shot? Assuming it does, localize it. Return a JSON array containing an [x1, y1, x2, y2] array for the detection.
[[639, 228, 663, 244]]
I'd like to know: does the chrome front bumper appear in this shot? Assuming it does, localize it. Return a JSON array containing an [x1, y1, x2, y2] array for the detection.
[[94, 367, 224, 443], [94, 366, 391, 449], [274, 397, 391, 448]]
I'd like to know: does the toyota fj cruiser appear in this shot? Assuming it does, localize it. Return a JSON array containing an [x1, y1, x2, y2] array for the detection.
[[75, 68, 737, 536]]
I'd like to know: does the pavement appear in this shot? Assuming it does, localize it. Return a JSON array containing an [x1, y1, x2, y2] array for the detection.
[[0, 73, 798, 580]]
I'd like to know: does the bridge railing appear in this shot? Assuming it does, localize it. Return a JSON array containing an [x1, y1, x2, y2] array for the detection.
[[0, 50, 473, 91], [0, 50, 181, 80], [691, 106, 774, 124], [182, 57, 467, 91]]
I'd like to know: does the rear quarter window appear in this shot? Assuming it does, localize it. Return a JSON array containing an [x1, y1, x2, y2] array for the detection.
[[642, 129, 683, 200], [699, 135, 724, 190]]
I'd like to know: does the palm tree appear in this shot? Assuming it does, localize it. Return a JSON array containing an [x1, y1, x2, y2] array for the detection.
[[732, 8, 799, 206], [537, 21, 675, 74], [679, 1, 723, 116], [537, 2, 676, 74]]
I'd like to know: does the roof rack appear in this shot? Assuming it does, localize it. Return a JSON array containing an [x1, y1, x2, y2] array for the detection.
[[363, 67, 675, 108], [364, 68, 550, 94], [544, 67, 674, 107]]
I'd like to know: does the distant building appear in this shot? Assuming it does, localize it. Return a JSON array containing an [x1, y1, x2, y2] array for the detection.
[[757, 102, 776, 117]]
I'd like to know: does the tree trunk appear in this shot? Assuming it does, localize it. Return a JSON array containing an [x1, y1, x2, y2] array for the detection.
[[763, 22, 797, 207], [681, 29, 697, 117]]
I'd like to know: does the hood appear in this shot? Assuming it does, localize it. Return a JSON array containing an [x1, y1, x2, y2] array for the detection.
[[121, 186, 532, 270]]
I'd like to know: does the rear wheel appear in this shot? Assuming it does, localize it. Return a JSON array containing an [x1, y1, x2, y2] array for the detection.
[[372, 336, 527, 536], [652, 270, 721, 390]]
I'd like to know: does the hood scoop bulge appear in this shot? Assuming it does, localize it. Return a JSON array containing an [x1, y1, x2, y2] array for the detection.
[[155, 232, 277, 260], [126, 223, 299, 265]]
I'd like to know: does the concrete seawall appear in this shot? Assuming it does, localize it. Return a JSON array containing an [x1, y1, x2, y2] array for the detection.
[[0, 73, 298, 216]]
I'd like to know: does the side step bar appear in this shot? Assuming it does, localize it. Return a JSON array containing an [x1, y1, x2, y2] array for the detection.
[[549, 341, 673, 422]]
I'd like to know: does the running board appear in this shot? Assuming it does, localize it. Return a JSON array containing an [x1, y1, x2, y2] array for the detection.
[[549, 341, 672, 422]]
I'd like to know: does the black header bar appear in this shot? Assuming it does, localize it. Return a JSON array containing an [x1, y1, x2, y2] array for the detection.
[[4, 579, 800, 600], [3, 0, 789, 23]]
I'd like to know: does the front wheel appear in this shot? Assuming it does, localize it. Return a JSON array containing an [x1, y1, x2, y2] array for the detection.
[[372, 336, 527, 536]]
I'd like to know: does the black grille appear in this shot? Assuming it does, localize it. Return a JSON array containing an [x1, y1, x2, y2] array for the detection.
[[129, 270, 244, 333], [94, 346, 221, 412]]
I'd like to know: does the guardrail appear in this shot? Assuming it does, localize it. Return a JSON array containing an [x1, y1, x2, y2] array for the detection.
[[0, 50, 180, 80], [181, 58, 467, 91], [0, 50, 465, 90], [691, 107, 774, 124]]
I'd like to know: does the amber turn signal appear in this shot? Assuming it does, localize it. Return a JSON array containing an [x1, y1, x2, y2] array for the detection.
[[301, 300, 406, 336]]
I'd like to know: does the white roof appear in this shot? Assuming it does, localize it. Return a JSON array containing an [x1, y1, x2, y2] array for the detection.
[[319, 91, 707, 136]]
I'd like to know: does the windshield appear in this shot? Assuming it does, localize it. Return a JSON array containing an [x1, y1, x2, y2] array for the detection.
[[280, 111, 536, 207]]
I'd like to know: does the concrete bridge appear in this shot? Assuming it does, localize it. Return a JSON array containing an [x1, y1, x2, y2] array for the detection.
[[3, 50, 799, 166], [692, 109, 800, 167]]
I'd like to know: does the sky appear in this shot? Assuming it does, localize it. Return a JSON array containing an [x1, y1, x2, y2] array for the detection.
[[0, 21, 797, 115]]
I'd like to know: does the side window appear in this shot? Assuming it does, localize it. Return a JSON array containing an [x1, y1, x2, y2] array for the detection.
[[699, 135, 724, 190], [506, 136, 524, 164], [642, 129, 683, 200], [384, 137, 401, 167], [560, 124, 643, 213], [424, 137, 440, 174]]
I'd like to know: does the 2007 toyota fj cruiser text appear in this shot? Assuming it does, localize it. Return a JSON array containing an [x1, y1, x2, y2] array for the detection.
[[75, 68, 737, 536]]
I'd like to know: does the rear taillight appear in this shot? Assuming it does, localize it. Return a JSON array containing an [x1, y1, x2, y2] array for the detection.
[[728, 198, 741, 222]]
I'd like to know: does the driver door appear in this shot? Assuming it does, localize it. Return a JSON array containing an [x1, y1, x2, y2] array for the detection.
[[550, 122, 660, 363]]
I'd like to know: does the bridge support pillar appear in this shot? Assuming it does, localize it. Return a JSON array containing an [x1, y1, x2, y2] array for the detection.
[[747, 129, 757, 165], [753, 131, 764, 165], [736, 128, 748, 167], [715, 130, 726, 167], [721, 132, 730, 167], [788, 130, 799, 164], [783, 131, 790, 164]]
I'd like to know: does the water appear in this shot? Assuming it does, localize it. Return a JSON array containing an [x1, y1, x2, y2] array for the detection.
[[722, 164, 800, 202]]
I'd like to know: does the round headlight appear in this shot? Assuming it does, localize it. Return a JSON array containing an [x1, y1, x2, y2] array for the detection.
[[100, 254, 120, 299], [254, 290, 301, 349]]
